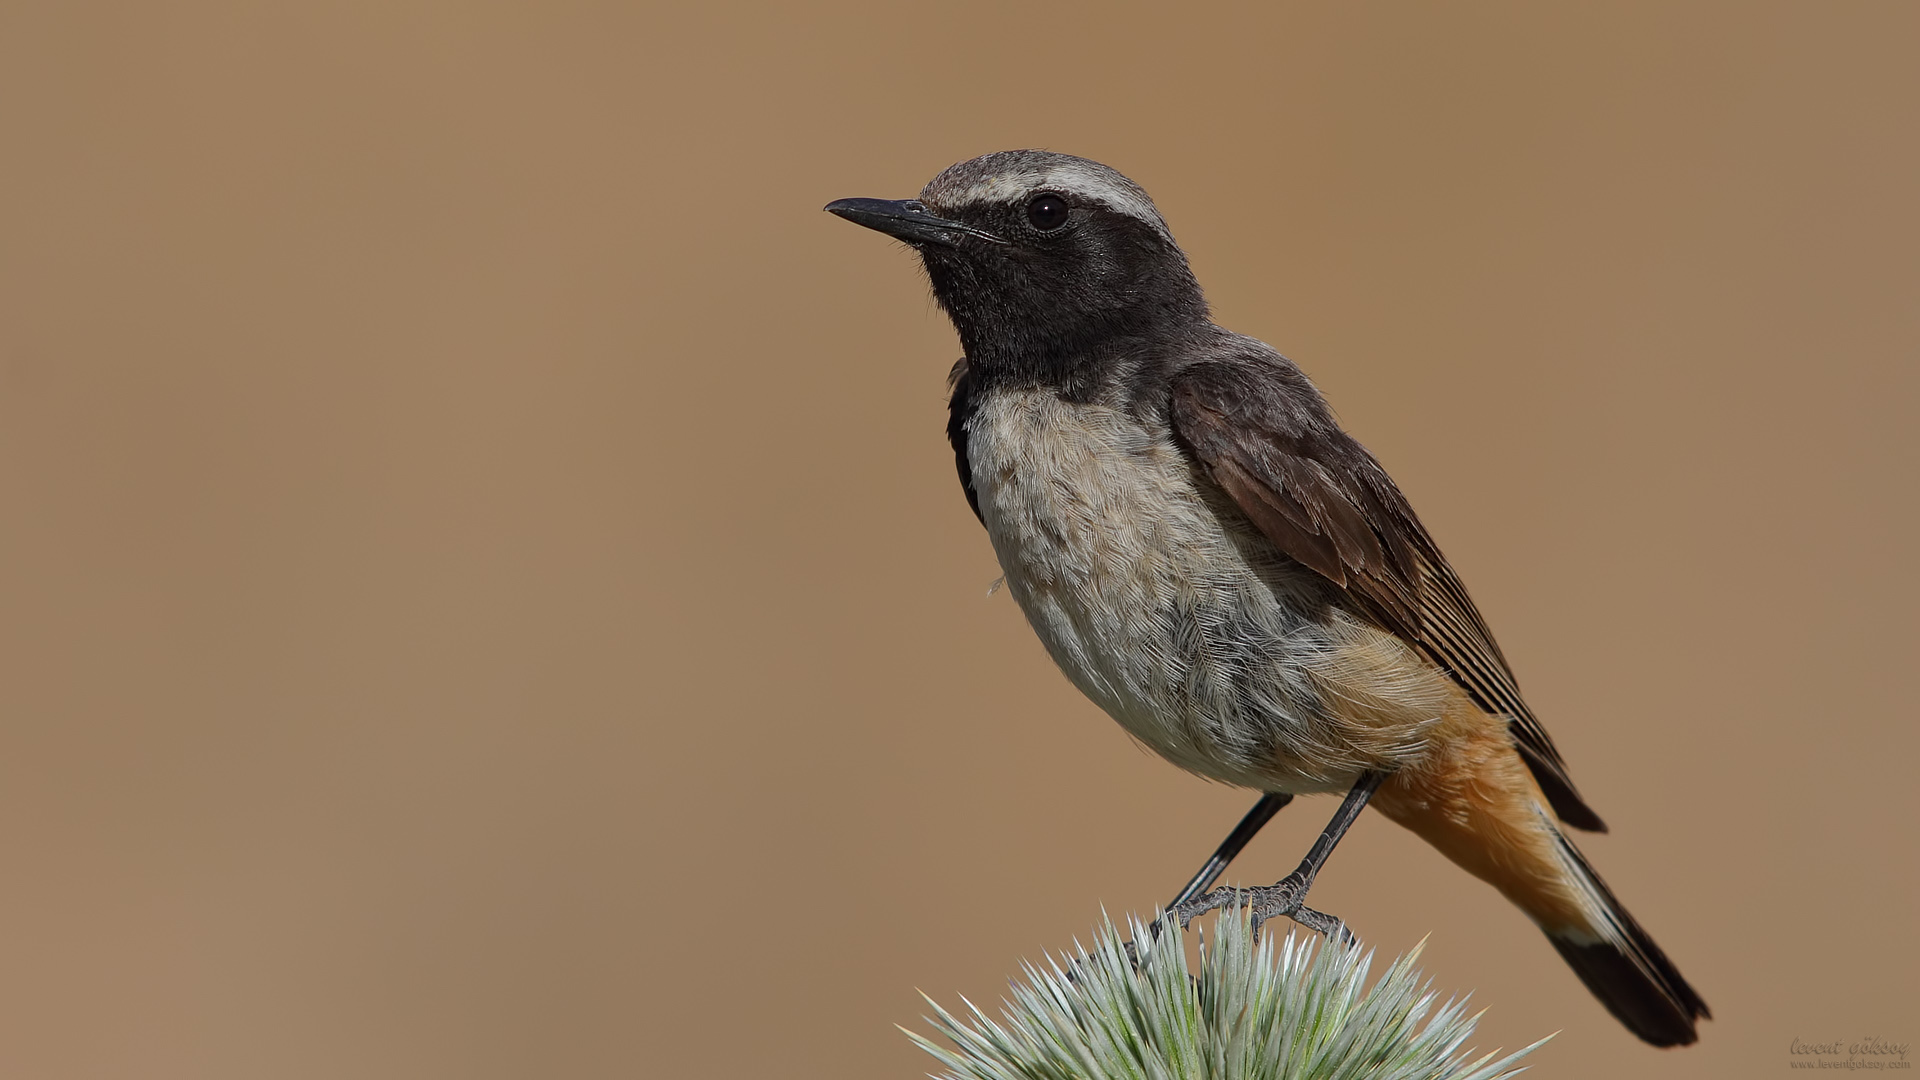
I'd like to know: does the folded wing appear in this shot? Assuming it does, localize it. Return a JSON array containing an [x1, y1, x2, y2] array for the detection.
[[1169, 353, 1605, 831]]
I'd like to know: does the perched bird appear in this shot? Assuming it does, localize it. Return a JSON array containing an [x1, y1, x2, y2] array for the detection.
[[827, 150, 1708, 1047]]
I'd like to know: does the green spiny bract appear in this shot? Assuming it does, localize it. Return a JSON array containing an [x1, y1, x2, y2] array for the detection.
[[906, 913, 1548, 1080]]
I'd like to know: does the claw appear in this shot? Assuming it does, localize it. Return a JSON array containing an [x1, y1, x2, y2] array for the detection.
[[1172, 869, 1350, 943], [1290, 905, 1355, 944]]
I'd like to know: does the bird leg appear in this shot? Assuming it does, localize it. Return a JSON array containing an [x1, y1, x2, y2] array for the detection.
[[1136, 792, 1292, 953], [1172, 771, 1386, 942], [1168, 792, 1293, 909]]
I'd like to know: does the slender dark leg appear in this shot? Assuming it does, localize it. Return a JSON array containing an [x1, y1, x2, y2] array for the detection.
[[1167, 793, 1293, 909], [1173, 771, 1387, 940]]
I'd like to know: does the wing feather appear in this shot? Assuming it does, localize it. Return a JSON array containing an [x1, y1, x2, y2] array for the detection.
[[1170, 354, 1605, 831]]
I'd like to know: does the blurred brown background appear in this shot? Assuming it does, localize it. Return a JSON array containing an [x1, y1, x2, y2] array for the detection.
[[2, 2, 1914, 1077]]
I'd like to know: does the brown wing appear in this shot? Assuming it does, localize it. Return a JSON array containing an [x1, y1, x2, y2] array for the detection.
[[1170, 356, 1606, 831]]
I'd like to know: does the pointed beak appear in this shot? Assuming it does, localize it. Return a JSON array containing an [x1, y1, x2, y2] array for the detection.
[[824, 198, 1005, 247]]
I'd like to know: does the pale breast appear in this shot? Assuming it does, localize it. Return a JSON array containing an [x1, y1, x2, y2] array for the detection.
[[965, 386, 1451, 793]]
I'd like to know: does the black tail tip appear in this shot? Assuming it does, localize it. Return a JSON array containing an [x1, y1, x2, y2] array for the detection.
[[1550, 935, 1711, 1047]]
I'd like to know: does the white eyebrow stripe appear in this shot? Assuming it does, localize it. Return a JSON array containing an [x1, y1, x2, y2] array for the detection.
[[928, 155, 1174, 240]]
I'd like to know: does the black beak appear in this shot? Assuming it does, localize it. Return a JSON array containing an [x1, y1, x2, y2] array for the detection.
[[824, 198, 1005, 247]]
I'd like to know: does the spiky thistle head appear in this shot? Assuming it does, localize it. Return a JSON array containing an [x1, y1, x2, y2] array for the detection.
[[905, 912, 1549, 1080]]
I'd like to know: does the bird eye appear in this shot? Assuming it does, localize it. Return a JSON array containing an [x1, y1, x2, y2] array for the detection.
[[1026, 193, 1071, 231]]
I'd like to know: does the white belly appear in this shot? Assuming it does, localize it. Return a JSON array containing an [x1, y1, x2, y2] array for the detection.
[[965, 386, 1374, 793]]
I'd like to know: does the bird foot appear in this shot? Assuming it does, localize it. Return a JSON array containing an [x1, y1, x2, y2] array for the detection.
[[1171, 871, 1355, 944]]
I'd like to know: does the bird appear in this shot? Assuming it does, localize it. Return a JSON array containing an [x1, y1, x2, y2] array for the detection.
[[825, 150, 1709, 1047]]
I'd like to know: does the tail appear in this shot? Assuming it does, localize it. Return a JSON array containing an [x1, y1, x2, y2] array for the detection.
[[1542, 835, 1711, 1045], [1370, 726, 1710, 1047]]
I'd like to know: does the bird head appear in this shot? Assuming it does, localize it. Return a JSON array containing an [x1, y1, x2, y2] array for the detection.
[[828, 151, 1208, 375]]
